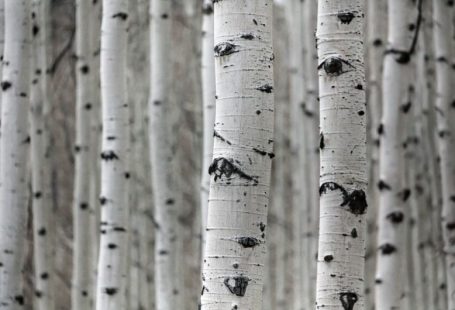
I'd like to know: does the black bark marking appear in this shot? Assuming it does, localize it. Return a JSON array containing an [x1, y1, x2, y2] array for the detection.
[[373, 39, 383, 46], [351, 228, 358, 238], [19, 92, 27, 97], [124, 172, 130, 179], [256, 84, 273, 93], [113, 227, 127, 232], [358, 110, 365, 116], [319, 133, 325, 149], [240, 33, 255, 40], [446, 222, 455, 230], [253, 19, 258, 25], [320, 182, 367, 215], [80, 203, 88, 210], [384, 0, 422, 64], [33, 25, 40, 36], [101, 151, 119, 161], [340, 292, 358, 310], [340, 190, 368, 215], [236, 237, 260, 248], [259, 222, 266, 232], [80, 65, 89, 74], [107, 243, 117, 249], [209, 157, 258, 184], [1, 81, 11, 91], [161, 13, 168, 19], [379, 243, 396, 255], [252, 147, 274, 158], [165, 198, 175, 205], [214, 42, 238, 57], [375, 278, 383, 284], [112, 12, 128, 20], [439, 130, 450, 138], [224, 276, 249, 297], [201, 286, 208, 296], [337, 12, 355, 24], [386, 211, 404, 224], [202, 3, 213, 15], [324, 255, 334, 262], [38, 227, 46, 236], [355, 84, 363, 90], [377, 123, 384, 135], [35, 291, 42, 298], [213, 130, 232, 145], [81, 290, 88, 297], [378, 180, 391, 191], [401, 102, 412, 113], [320, 58, 343, 75], [99, 197, 107, 205], [399, 188, 411, 201], [34, 192, 42, 199], [40, 272, 48, 279], [14, 295, 24, 305], [22, 136, 31, 144], [159, 250, 168, 255], [105, 288, 118, 295], [85, 103, 92, 110]]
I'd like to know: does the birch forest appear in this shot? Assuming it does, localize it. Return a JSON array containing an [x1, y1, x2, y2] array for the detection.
[[1, 0, 455, 309]]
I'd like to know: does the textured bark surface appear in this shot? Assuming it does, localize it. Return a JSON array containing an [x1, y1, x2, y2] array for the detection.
[[95, 1, 129, 309], [315, 1, 367, 309], [72, 0, 95, 308], [30, 0, 54, 309], [375, 1, 417, 309], [0, 1, 31, 308], [200, 0, 274, 309], [432, 1, 455, 308]]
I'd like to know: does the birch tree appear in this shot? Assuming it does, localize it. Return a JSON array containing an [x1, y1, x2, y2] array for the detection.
[[432, 0, 455, 307], [30, 0, 54, 309], [200, 0, 274, 309], [315, 1, 367, 310], [72, 0, 96, 307], [95, 1, 130, 309], [0, 0, 31, 308], [375, 1, 419, 308], [201, 0, 215, 251]]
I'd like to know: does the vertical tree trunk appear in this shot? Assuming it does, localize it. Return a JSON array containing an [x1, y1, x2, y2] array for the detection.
[[315, 1, 367, 309], [0, 0, 31, 308], [200, 0, 215, 253], [200, 0, 274, 309], [95, 1, 129, 309], [375, 0, 418, 309], [149, 0, 183, 309], [72, 0, 96, 307], [30, 0, 54, 309], [432, 1, 455, 308]]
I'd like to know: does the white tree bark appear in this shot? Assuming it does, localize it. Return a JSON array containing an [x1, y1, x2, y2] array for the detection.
[[72, 0, 96, 307], [0, 0, 4, 133], [0, 0, 30, 308], [375, 1, 418, 309], [315, 1, 367, 309], [30, 0, 54, 309], [200, 0, 274, 309], [432, 1, 455, 308], [149, 1, 183, 309], [95, 1, 129, 309], [201, 0, 215, 253]]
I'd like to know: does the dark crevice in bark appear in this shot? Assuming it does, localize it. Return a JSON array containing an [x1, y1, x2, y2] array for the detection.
[[214, 42, 238, 57], [319, 182, 368, 215], [112, 12, 128, 20], [256, 84, 273, 93], [213, 130, 232, 145], [340, 292, 358, 310], [104, 288, 118, 295], [240, 33, 255, 40], [351, 228, 358, 238], [236, 237, 260, 248], [337, 12, 355, 24], [252, 147, 274, 159], [209, 157, 258, 184], [101, 151, 119, 161], [224, 276, 249, 297], [319, 132, 325, 149]]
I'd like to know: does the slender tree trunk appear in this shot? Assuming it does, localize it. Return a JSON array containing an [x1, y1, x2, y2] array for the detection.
[[432, 1, 455, 308], [315, 1, 367, 309], [95, 1, 129, 308], [200, 0, 274, 308], [201, 0, 215, 254], [30, 0, 54, 309], [72, 0, 96, 307], [149, 0, 183, 309], [0, 0, 4, 132], [0, 1, 31, 308]]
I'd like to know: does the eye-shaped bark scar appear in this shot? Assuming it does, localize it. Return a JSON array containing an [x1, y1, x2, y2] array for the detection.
[[318, 55, 355, 76], [319, 182, 368, 215], [214, 42, 238, 57], [224, 276, 249, 297], [339, 292, 358, 310], [209, 157, 258, 185]]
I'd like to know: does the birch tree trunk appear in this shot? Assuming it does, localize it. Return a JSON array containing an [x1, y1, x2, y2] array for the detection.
[[375, 0, 418, 309], [201, 0, 215, 253], [0, 1, 30, 308], [200, 0, 274, 308], [149, 0, 183, 309], [30, 0, 54, 309], [72, 0, 96, 307], [432, 1, 455, 308], [0, 0, 4, 132], [315, 1, 367, 309], [95, 1, 129, 309]]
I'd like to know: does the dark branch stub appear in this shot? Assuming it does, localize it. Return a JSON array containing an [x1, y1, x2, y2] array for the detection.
[[236, 237, 261, 248], [340, 292, 358, 310], [224, 276, 249, 297], [214, 42, 238, 57], [337, 12, 355, 24]]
